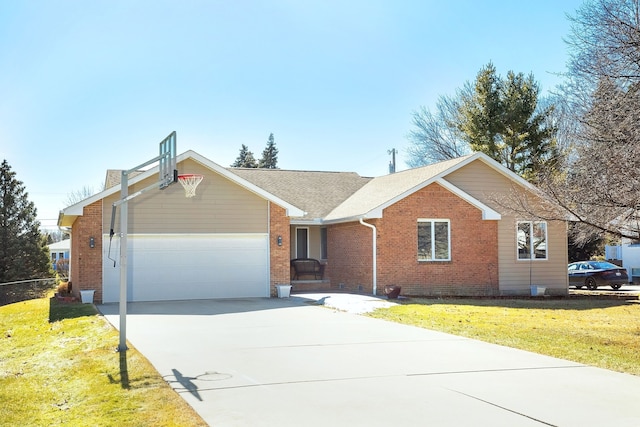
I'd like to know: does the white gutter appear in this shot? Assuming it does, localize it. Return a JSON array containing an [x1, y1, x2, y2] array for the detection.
[[359, 218, 377, 295]]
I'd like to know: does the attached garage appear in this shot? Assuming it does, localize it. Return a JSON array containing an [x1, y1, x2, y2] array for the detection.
[[102, 233, 269, 303], [59, 150, 303, 304]]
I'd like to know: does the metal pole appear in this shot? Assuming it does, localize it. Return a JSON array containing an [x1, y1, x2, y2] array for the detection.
[[118, 171, 128, 352]]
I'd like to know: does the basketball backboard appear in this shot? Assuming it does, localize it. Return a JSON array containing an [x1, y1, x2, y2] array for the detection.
[[159, 131, 177, 189]]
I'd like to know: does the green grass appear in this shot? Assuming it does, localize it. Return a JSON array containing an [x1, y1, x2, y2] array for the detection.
[[367, 297, 640, 375], [0, 296, 207, 427]]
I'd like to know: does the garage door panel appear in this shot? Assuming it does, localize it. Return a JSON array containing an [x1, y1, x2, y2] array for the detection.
[[103, 234, 269, 303]]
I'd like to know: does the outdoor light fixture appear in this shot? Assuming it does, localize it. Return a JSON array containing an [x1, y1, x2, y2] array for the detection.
[[277, 235, 282, 246], [89, 237, 95, 248]]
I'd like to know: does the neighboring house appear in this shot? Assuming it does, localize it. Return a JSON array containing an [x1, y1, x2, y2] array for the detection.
[[48, 239, 70, 275], [605, 244, 640, 283], [57, 150, 568, 304]]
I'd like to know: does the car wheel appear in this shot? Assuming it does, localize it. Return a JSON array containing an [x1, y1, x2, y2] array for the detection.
[[611, 284, 622, 290], [585, 277, 598, 290]]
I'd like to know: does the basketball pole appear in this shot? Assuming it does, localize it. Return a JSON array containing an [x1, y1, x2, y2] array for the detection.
[[118, 171, 129, 352], [112, 132, 176, 353]]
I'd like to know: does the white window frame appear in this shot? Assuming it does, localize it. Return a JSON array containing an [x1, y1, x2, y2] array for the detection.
[[517, 221, 548, 261], [417, 219, 451, 262]]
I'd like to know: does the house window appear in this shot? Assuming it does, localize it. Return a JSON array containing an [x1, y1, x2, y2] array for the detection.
[[517, 221, 547, 260], [417, 219, 450, 261], [320, 227, 328, 260]]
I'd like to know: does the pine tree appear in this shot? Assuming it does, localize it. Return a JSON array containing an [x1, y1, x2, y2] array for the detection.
[[0, 160, 52, 282], [258, 133, 279, 169], [457, 63, 557, 180], [407, 63, 557, 179], [231, 144, 258, 168]]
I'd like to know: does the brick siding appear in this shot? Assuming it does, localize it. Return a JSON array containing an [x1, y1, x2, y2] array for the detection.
[[269, 203, 291, 296], [70, 200, 103, 302], [328, 182, 499, 296]]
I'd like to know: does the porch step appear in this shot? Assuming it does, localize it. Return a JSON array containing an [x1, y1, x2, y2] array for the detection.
[[291, 280, 331, 292]]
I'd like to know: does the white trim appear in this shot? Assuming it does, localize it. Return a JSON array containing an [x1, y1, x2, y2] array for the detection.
[[417, 218, 451, 262], [329, 152, 533, 223], [516, 220, 548, 261], [434, 179, 501, 220], [59, 150, 305, 223], [359, 153, 509, 222]]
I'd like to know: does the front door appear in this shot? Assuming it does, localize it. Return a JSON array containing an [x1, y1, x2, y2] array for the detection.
[[296, 227, 309, 259]]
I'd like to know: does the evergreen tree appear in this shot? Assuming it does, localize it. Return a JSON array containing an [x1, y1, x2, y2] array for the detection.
[[258, 133, 279, 169], [231, 144, 258, 168], [0, 160, 51, 282], [407, 63, 558, 181], [457, 63, 558, 180]]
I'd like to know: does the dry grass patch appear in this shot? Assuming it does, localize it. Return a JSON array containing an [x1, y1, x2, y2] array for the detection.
[[0, 296, 207, 427], [367, 297, 640, 375]]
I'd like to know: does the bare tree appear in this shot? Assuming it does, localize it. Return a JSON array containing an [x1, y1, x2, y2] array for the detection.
[[567, 0, 640, 86], [64, 185, 100, 207], [406, 86, 472, 167], [524, 0, 640, 243], [406, 64, 558, 179]]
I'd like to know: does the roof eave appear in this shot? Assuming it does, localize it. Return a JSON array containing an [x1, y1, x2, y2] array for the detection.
[[57, 150, 306, 226], [321, 211, 382, 225], [186, 151, 305, 217], [435, 178, 501, 220]]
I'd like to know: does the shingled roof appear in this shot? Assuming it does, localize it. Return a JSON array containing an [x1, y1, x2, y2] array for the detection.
[[229, 168, 372, 221], [323, 155, 473, 221]]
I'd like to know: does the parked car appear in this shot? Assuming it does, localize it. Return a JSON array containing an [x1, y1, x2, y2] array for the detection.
[[568, 261, 629, 290]]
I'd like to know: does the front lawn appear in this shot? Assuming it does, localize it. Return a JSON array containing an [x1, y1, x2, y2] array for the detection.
[[0, 296, 207, 427], [367, 297, 640, 376]]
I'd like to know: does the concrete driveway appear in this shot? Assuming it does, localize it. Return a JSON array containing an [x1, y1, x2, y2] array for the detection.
[[99, 294, 640, 427]]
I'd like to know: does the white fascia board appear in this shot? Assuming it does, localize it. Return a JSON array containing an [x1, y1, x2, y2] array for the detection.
[[60, 150, 305, 219], [182, 151, 306, 217], [290, 218, 324, 226], [435, 179, 501, 220], [334, 181, 500, 223], [61, 165, 159, 217], [321, 212, 383, 225], [450, 152, 536, 191]]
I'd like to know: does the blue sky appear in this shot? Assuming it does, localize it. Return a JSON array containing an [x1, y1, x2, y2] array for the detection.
[[1, 0, 584, 230]]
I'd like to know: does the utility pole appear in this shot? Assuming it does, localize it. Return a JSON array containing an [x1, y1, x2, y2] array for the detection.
[[388, 148, 397, 174]]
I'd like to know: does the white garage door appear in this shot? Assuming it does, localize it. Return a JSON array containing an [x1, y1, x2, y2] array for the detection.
[[102, 234, 269, 303]]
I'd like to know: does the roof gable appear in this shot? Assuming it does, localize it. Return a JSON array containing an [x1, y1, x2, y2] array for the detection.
[[58, 150, 538, 228], [58, 151, 305, 227], [324, 153, 528, 222]]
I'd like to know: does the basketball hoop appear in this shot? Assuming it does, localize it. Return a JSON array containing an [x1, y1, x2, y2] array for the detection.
[[177, 174, 203, 198]]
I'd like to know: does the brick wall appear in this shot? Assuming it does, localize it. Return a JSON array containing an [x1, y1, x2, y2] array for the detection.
[[329, 182, 499, 296], [70, 200, 103, 302], [269, 203, 291, 296], [327, 221, 375, 293]]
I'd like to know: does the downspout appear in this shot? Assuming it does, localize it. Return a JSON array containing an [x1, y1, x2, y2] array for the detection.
[[359, 218, 377, 295]]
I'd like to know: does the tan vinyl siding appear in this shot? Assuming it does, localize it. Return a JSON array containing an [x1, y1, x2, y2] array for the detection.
[[495, 218, 568, 293], [103, 158, 268, 234], [445, 159, 568, 294]]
